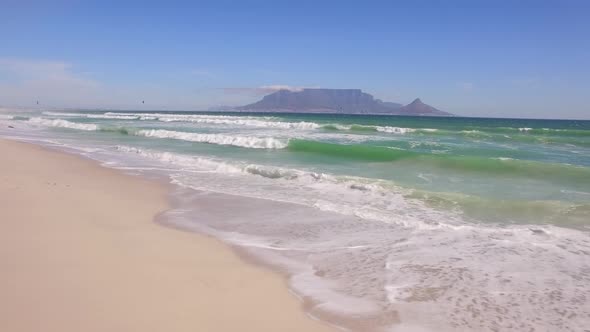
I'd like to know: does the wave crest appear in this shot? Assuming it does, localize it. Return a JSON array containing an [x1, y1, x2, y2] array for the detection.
[[103, 112, 320, 129], [135, 129, 289, 149], [28, 117, 99, 131], [44, 112, 139, 120], [322, 124, 420, 134]]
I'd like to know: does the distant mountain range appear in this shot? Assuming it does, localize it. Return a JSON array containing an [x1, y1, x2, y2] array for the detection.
[[234, 88, 452, 116]]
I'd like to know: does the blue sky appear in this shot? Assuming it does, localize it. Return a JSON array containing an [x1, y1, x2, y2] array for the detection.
[[1, 0, 589, 119]]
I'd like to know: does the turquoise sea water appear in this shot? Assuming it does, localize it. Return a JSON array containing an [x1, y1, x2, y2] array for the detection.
[[1, 110, 589, 331]]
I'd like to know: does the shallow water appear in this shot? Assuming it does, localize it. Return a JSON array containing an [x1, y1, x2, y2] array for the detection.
[[1, 109, 589, 331]]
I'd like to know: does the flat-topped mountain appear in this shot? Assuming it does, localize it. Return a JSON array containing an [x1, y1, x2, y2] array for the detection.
[[238, 88, 452, 116]]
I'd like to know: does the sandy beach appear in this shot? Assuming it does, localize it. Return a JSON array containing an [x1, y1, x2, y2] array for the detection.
[[0, 139, 334, 332]]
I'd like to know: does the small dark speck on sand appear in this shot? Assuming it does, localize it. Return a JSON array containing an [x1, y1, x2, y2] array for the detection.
[[8, 125, 14, 129], [530, 228, 546, 235]]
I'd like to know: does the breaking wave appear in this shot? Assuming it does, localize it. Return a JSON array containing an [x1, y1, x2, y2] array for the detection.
[[104, 112, 321, 129], [321, 123, 422, 134], [288, 139, 418, 161], [43, 111, 139, 120], [135, 129, 289, 149], [42, 111, 429, 134], [287, 140, 590, 184], [27, 117, 99, 131], [19, 115, 590, 184], [429, 126, 590, 138]]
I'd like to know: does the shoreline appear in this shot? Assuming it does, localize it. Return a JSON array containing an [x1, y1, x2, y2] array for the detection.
[[157, 186, 402, 332], [2, 111, 589, 331], [0, 138, 335, 332]]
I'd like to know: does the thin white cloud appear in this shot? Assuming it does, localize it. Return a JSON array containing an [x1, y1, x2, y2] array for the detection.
[[457, 82, 474, 92], [0, 58, 215, 109], [510, 77, 540, 88], [0, 58, 69, 76], [0, 58, 101, 107], [189, 69, 216, 79], [0, 59, 317, 110], [223, 84, 319, 96], [259, 85, 305, 92]]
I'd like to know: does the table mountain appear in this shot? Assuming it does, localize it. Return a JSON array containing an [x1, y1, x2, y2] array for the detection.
[[238, 88, 451, 116]]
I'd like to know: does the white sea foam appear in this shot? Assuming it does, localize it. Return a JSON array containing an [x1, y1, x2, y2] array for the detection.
[[332, 124, 418, 134], [102, 112, 322, 129], [40, 111, 435, 136], [106, 145, 590, 331], [44, 111, 138, 120], [379, 223, 590, 331], [116, 145, 299, 178], [0, 114, 14, 120], [115, 145, 244, 173], [135, 129, 289, 149], [27, 117, 99, 131], [113, 145, 458, 230], [409, 141, 441, 149], [24, 116, 312, 149], [156, 115, 320, 129], [519, 127, 533, 132], [106, 112, 275, 120], [8, 113, 590, 332], [103, 112, 320, 130], [159, 183, 590, 332], [560, 189, 590, 196], [375, 126, 416, 134]]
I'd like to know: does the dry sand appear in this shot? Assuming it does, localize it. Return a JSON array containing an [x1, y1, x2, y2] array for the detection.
[[0, 139, 334, 332]]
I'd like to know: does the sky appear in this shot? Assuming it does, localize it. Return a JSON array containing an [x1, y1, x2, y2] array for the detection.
[[1, 0, 589, 119]]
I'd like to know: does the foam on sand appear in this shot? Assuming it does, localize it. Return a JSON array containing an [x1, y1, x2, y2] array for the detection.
[[160, 187, 590, 332], [5, 109, 590, 332], [104, 145, 590, 331]]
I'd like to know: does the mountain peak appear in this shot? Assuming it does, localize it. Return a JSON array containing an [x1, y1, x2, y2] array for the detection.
[[398, 98, 451, 116]]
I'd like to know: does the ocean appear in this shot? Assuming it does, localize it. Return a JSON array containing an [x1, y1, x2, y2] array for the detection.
[[1, 110, 589, 331]]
